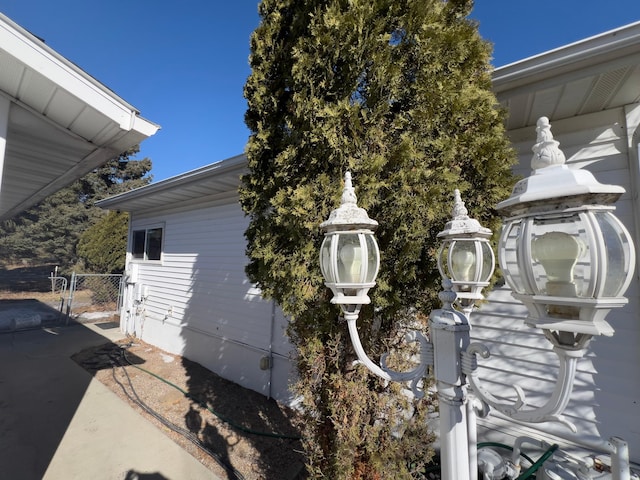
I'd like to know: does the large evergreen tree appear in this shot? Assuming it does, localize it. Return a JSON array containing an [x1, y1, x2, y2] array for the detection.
[[77, 211, 129, 274], [0, 147, 151, 269], [241, 0, 516, 477]]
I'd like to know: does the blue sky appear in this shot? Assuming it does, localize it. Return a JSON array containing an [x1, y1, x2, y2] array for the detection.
[[1, 1, 639, 182]]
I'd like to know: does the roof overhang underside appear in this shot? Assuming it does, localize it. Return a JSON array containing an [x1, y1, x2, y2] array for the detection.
[[0, 13, 159, 222], [96, 154, 247, 213], [493, 21, 640, 131]]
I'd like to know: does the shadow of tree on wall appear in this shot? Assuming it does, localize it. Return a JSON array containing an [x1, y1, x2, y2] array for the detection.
[[172, 200, 306, 479], [472, 285, 640, 459]]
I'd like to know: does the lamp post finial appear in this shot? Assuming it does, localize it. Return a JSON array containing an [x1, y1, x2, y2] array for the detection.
[[532, 116, 566, 170], [341, 171, 357, 206]]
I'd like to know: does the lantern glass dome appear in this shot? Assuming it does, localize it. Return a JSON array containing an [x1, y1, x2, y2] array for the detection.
[[320, 230, 379, 304], [499, 210, 634, 324], [496, 117, 636, 338], [438, 239, 494, 287]]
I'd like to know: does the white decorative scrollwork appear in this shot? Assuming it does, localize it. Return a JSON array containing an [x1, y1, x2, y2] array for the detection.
[[345, 314, 433, 399], [462, 341, 588, 433]]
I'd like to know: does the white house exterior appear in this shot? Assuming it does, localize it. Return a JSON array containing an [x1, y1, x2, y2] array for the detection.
[[97, 155, 296, 405], [98, 22, 640, 467]]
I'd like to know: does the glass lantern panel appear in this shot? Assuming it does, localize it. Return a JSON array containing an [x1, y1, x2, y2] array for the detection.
[[320, 235, 335, 283], [364, 233, 379, 283], [594, 212, 633, 297], [449, 240, 478, 283], [529, 214, 590, 298], [336, 233, 365, 284], [438, 243, 451, 279], [480, 242, 494, 282], [499, 220, 526, 294]]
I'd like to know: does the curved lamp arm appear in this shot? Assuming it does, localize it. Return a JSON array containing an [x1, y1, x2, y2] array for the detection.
[[462, 342, 587, 432], [344, 313, 433, 399]]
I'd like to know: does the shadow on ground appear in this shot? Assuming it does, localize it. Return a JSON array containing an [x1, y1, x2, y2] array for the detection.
[[0, 299, 65, 332], [124, 472, 169, 480], [0, 264, 56, 292], [181, 356, 306, 480], [0, 265, 67, 332], [0, 323, 120, 479], [72, 337, 306, 480]]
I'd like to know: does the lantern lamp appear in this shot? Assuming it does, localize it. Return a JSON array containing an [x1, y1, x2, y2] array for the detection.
[[437, 189, 495, 313], [315, 119, 637, 480], [319, 172, 380, 313], [496, 117, 635, 342]]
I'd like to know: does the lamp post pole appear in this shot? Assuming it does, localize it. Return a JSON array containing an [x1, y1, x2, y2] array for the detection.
[[429, 284, 473, 480]]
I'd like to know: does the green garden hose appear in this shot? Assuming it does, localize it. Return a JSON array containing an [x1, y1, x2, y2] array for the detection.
[[422, 441, 559, 479], [477, 441, 559, 480], [516, 443, 559, 479]]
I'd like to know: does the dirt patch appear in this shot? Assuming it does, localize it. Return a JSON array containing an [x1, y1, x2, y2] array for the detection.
[[72, 337, 307, 480]]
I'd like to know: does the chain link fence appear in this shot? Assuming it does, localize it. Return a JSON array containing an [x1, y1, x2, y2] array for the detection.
[[66, 273, 124, 324], [0, 269, 123, 333]]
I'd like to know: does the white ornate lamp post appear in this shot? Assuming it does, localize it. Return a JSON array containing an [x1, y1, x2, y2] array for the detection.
[[318, 117, 635, 480], [319, 171, 380, 316], [319, 173, 432, 383], [319, 174, 494, 480], [498, 117, 635, 341]]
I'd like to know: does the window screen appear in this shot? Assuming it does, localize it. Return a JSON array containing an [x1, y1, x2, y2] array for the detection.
[[146, 228, 163, 261], [132, 230, 146, 259]]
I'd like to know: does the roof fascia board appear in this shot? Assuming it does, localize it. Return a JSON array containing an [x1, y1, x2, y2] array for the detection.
[[0, 96, 8, 191], [131, 114, 161, 138], [0, 13, 148, 131], [96, 154, 248, 209], [492, 21, 640, 94]]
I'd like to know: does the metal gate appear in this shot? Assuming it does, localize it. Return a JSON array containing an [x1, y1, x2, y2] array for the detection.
[[66, 273, 124, 323]]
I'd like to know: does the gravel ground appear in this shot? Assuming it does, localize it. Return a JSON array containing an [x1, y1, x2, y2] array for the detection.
[[72, 337, 307, 480]]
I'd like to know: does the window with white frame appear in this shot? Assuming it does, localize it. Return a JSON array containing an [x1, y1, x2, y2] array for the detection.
[[132, 226, 163, 261]]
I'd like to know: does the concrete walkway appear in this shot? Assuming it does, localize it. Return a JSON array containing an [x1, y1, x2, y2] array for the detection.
[[0, 322, 221, 480]]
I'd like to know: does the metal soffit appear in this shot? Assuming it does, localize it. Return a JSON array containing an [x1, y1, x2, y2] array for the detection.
[[493, 21, 640, 131], [96, 154, 248, 213], [0, 13, 158, 221]]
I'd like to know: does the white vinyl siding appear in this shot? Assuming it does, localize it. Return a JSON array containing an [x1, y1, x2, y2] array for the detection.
[[122, 195, 296, 404], [472, 108, 640, 463]]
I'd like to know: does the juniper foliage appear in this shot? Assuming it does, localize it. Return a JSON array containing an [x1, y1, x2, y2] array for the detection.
[[241, 0, 516, 477], [77, 211, 129, 274]]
